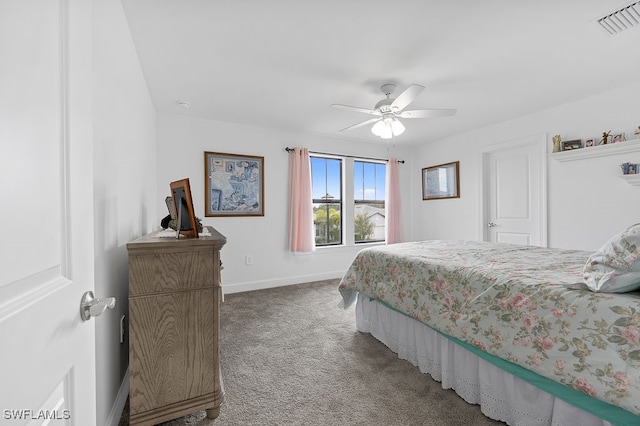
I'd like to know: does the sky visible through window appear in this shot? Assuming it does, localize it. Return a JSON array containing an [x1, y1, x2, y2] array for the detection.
[[310, 157, 385, 200], [311, 157, 341, 199], [354, 161, 385, 200]]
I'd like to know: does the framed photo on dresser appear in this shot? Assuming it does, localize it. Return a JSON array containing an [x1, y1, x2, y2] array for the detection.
[[170, 178, 199, 238]]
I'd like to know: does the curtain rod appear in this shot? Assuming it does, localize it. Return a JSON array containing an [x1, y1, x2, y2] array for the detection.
[[284, 147, 404, 164]]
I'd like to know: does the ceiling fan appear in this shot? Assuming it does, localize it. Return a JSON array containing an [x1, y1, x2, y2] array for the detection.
[[331, 83, 456, 139]]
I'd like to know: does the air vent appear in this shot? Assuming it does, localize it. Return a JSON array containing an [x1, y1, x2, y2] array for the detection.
[[597, 1, 640, 34]]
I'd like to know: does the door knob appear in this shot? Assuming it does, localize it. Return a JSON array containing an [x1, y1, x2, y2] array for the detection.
[[487, 222, 497, 227], [80, 291, 116, 321]]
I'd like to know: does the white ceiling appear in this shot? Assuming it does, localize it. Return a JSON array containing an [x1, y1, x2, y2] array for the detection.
[[121, 0, 640, 146]]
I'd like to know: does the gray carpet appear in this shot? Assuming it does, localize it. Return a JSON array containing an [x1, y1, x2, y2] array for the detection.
[[122, 279, 503, 425]]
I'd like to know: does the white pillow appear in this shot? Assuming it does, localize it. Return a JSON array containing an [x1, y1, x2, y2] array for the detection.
[[583, 223, 640, 293]]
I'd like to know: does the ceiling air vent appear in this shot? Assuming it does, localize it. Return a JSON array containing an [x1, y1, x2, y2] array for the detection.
[[597, 1, 640, 34]]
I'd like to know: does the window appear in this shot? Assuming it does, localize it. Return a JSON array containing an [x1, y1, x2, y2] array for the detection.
[[311, 156, 342, 246], [310, 155, 387, 248], [354, 161, 386, 243]]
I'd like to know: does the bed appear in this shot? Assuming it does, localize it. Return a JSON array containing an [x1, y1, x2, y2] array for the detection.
[[339, 237, 640, 426]]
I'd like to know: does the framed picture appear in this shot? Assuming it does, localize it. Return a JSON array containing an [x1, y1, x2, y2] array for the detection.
[[169, 178, 199, 238], [611, 133, 625, 143], [621, 162, 639, 175], [584, 138, 595, 148], [561, 139, 582, 151], [422, 161, 460, 200], [204, 151, 264, 217]]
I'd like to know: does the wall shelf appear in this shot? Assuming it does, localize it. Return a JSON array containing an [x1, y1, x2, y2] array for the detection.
[[620, 174, 640, 186], [550, 138, 640, 162]]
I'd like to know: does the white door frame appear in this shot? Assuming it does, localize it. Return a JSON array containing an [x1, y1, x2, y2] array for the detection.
[[477, 133, 548, 246]]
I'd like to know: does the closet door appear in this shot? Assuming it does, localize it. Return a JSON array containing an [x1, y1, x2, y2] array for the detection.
[[481, 134, 547, 247]]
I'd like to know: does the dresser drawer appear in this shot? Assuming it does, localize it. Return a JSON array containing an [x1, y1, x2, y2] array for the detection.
[[129, 248, 215, 296], [129, 288, 215, 415]]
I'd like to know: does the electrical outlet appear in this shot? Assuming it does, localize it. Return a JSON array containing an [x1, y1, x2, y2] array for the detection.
[[120, 315, 126, 344], [245, 255, 253, 265]]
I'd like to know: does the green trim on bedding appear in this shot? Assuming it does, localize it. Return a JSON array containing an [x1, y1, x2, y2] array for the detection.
[[371, 297, 640, 426]]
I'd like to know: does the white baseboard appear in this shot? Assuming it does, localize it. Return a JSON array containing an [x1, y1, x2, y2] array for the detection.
[[222, 270, 345, 294], [105, 368, 129, 426]]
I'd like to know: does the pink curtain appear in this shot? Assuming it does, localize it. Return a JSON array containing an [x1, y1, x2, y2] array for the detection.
[[288, 148, 315, 252], [385, 158, 402, 244]]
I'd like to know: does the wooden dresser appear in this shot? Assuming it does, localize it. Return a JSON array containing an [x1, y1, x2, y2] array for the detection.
[[127, 226, 226, 425]]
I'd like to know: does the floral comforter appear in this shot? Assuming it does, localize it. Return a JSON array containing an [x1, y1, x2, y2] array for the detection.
[[339, 240, 640, 416]]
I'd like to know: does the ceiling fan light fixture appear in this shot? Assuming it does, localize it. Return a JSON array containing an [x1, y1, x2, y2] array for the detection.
[[380, 127, 393, 139], [371, 120, 386, 136], [371, 118, 404, 138], [333, 83, 456, 138], [391, 119, 405, 136]]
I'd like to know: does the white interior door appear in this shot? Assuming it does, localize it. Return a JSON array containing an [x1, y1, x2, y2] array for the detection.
[[0, 1, 97, 424], [480, 135, 547, 246]]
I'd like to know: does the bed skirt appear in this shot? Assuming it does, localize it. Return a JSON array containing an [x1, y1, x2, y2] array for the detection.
[[355, 294, 613, 426]]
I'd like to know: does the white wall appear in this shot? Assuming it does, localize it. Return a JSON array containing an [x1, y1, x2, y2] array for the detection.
[[156, 113, 412, 292], [411, 81, 640, 251], [93, 0, 156, 424]]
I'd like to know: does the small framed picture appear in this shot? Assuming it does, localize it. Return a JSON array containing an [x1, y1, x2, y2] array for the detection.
[[611, 133, 625, 144], [422, 161, 460, 200], [584, 138, 595, 148], [621, 162, 639, 175], [561, 139, 583, 151], [169, 178, 199, 238]]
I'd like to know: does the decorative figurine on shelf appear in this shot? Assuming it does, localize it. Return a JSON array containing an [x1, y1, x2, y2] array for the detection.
[[552, 135, 561, 153], [600, 131, 611, 145]]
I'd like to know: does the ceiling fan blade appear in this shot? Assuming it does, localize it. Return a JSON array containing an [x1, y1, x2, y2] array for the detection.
[[390, 84, 425, 111], [398, 108, 457, 118], [331, 104, 381, 116], [339, 117, 381, 132]]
